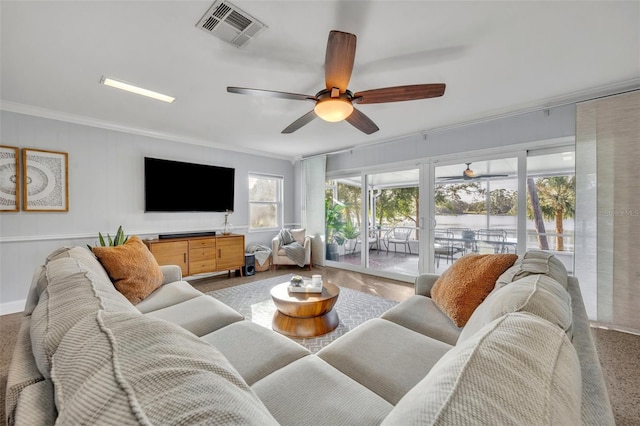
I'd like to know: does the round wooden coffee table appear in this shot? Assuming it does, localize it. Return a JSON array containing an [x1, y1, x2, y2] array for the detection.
[[270, 281, 340, 337]]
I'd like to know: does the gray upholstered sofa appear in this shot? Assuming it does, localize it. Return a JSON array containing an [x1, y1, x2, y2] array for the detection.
[[6, 246, 614, 425]]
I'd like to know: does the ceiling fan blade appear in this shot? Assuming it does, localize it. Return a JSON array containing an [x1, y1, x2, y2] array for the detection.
[[227, 87, 315, 101], [438, 173, 509, 181], [325, 31, 357, 93], [345, 108, 379, 135], [281, 110, 317, 134], [354, 84, 446, 104]]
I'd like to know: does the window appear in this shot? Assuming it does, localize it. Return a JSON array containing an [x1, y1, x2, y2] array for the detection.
[[249, 173, 282, 231]]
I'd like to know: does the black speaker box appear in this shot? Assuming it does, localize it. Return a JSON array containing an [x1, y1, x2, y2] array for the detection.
[[242, 253, 256, 276]]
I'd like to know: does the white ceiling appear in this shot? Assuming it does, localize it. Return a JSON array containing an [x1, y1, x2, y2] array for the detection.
[[1, 1, 639, 161]]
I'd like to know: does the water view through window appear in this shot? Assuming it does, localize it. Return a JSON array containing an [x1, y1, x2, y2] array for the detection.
[[324, 148, 575, 278]]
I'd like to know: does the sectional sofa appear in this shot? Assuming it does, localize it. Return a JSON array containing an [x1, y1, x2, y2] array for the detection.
[[6, 246, 614, 425]]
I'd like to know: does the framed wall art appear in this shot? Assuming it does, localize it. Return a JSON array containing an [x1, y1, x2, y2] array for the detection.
[[22, 148, 69, 212], [0, 145, 20, 212]]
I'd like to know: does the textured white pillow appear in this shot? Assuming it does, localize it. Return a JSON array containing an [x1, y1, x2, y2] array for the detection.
[[290, 228, 307, 244], [496, 250, 568, 289], [52, 310, 279, 425], [458, 274, 572, 344], [382, 312, 582, 426]]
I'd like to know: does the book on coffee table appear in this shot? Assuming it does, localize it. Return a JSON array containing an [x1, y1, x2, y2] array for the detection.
[[288, 279, 323, 293]]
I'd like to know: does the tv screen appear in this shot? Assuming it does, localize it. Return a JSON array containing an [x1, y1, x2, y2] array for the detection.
[[144, 157, 235, 212]]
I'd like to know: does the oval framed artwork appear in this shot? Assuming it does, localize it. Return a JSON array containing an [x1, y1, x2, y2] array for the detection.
[[22, 148, 69, 212], [0, 145, 19, 212]]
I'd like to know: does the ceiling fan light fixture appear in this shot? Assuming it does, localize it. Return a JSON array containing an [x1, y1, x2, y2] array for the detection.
[[314, 98, 353, 122]]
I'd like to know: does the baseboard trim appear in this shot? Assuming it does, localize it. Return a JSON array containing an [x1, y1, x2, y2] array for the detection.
[[591, 321, 640, 336], [0, 299, 25, 316]]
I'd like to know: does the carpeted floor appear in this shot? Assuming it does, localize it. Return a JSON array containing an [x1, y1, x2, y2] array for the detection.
[[591, 326, 640, 425], [1, 266, 639, 424], [207, 274, 398, 353]]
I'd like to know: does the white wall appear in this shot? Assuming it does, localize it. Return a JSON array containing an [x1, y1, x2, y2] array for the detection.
[[326, 105, 576, 172], [0, 111, 295, 311]]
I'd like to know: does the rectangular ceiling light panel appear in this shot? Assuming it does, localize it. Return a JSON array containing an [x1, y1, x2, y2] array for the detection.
[[100, 77, 175, 103], [196, 0, 267, 48]]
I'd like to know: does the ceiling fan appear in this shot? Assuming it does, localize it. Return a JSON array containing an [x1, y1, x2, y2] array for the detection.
[[227, 30, 446, 135], [439, 163, 509, 181]]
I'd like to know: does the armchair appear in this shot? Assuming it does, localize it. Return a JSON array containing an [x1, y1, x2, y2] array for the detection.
[[271, 228, 313, 270]]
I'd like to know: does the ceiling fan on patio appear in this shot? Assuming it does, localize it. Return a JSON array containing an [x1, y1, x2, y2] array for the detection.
[[227, 30, 446, 135], [439, 163, 509, 181]]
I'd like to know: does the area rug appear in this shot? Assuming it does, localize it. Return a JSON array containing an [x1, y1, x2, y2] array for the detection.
[[207, 274, 398, 353]]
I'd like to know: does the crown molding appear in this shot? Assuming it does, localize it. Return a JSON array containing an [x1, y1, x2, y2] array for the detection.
[[0, 101, 295, 162]]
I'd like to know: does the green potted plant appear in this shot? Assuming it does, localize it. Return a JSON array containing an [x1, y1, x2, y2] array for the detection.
[[342, 221, 361, 253], [87, 225, 129, 250], [325, 199, 345, 261]]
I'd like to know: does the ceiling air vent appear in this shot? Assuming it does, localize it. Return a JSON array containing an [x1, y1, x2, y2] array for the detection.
[[196, 0, 267, 48]]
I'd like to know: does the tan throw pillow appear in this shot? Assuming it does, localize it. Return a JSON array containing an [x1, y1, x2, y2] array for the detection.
[[431, 253, 518, 327], [92, 236, 163, 304]]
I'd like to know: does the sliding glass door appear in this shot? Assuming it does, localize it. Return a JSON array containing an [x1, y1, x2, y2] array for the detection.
[[325, 176, 363, 268], [366, 169, 420, 277], [526, 148, 575, 273], [431, 158, 519, 273], [323, 144, 575, 280], [325, 168, 420, 280]]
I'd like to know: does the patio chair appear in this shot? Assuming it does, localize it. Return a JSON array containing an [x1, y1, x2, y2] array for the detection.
[[346, 228, 379, 254], [475, 229, 508, 253], [434, 230, 464, 267], [367, 228, 380, 251], [383, 227, 412, 254], [447, 227, 475, 253]]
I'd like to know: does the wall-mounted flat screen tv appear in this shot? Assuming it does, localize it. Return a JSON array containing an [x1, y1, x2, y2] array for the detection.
[[144, 157, 235, 212]]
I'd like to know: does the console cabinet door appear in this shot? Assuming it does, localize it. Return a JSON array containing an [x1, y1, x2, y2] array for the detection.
[[147, 241, 188, 277], [216, 235, 245, 272]]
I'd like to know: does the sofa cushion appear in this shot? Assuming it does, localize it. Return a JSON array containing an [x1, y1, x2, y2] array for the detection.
[[5, 317, 46, 426], [496, 250, 568, 289], [46, 246, 112, 283], [92, 235, 164, 304], [430, 253, 518, 327], [381, 295, 462, 345], [143, 295, 244, 336], [30, 258, 138, 378], [566, 277, 616, 425], [252, 356, 393, 426], [202, 320, 310, 385], [317, 318, 452, 405], [135, 280, 203, 314], [458, 274, 573, 344], [13, 379, 56, 426], [23, 265, 45, 316], [381, 312, 582, 426], [51, 310, 279, 425]]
